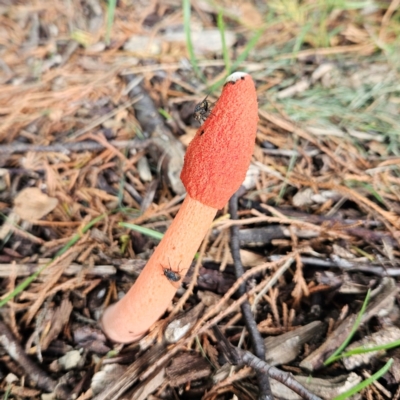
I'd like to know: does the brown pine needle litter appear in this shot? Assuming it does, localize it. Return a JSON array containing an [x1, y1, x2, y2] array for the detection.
[[0, 0, 399, 399]]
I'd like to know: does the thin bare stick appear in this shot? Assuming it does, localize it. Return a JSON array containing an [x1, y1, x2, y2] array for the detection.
[[0, 320, 56, 392], [0, 138, 150, 155], [229, 192, 272, 400], [212, 326, 322, 400]]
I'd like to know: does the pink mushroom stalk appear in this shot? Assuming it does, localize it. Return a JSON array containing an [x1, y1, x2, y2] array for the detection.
[[101, 72, 258, 343]]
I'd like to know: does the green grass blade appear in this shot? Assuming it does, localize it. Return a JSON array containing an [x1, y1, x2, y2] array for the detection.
[[293, 22, 312, 55], [119, 222, 201, 259], [276, 135, 298, 205], [217, 11, 231, 72], [195, 335, 216, 369], [231, 27, 264, 71], [324, 289, 371, 365], [105, 0, 117, 46], [207, 26, 264, 92], [119, 222, 164, 240], [329, 338, 400, 363], [332, 358, 393, 400], [3, 384, 12, 400], [345, 181, 385, 205], [158, 108, 172, 120], [183, 0, 205, 81]]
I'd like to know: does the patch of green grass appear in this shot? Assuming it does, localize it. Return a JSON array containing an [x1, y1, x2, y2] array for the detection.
[[268, 0, 385, 49], [254, 1, 400, 153], [261, 56, 400, 155]]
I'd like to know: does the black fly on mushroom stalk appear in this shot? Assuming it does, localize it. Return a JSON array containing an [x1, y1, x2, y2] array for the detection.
[[162, 260, 183, 282]]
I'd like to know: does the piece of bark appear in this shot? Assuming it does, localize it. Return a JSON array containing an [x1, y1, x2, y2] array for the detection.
[[165, 352, 212, 387], [129, 368, 165, 400], [50, 349, 84, 372], [163, 29, 235, 55], [9, 386, 41, 397], [264, 321, 324, 366], [73, 325, 110, 355], [14, 187, 58, 222], [194, 267, 236, 294], [300, 277, 398, 371], [207, 245, 267, 267], [213, 322, 324, 387], [197, 290, 234, 314], [389, 357, 400, 384], [40, 298, 73, 350], [314, 270, 379, 295], [239, 227, 286, 247], [91, 364, 127, 395], [91, 344, 165, 400]]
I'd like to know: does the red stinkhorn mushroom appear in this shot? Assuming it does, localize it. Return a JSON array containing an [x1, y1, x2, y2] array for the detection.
[[101, 72, 258, 343]]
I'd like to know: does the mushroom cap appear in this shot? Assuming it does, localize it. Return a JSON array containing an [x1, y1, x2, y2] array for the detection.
[[181, 72, 258, 209]]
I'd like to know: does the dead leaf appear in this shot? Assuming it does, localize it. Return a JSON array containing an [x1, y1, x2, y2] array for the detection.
[[14, 187, 58, 222]]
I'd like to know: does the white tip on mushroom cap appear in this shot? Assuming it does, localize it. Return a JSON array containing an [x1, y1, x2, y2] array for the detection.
[[225, 71, 248, 84]]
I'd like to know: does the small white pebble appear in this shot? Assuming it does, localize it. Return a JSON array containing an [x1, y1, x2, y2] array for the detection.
[[5, 373, 18, 384], [58, 350, 82, 370], [164, 320, 191, 343]]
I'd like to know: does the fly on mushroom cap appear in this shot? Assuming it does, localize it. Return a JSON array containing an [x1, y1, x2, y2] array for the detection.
[[182, 72, 258, 209], [193, 94, 214, 124], [162, 260, 182, 282]]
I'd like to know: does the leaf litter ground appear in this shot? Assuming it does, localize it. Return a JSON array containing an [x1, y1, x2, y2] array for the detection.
[[0, 1, 399, 399]]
